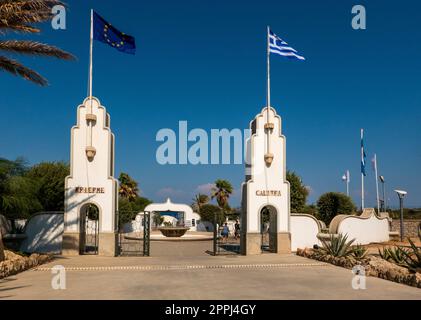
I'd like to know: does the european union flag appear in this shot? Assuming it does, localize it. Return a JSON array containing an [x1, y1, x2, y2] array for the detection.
[[93, 11, 136, 54]]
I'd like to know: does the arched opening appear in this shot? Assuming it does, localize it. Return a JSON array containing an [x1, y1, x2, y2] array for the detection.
[[79, 203, 100, 255], [260, 205, 277, 253]]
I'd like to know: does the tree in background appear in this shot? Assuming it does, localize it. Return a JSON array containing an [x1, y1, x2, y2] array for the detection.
[[118, 173, 139, 202], [26, 161, 69, 211], [118, 196, 152, 228], [191, 194, 209, 213], [0, 0, 74, 86], [0, 158, 41, 220], [117, 173, 151, 227], [211, 179, 233, 211], [199, 204, 225, 226], [316, 192, 356, 225], [286, 171, 309, 213]]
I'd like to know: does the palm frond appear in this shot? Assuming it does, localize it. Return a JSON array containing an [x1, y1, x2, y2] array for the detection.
[[0, 0, 65, 33], [0, 40, 74, 59], [0, 55, 47, 85]]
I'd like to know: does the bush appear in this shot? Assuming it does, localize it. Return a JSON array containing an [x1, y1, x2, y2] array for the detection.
[[26, 162, 69, 211], [118, 196, 152, 227], [286, 171, 309, 213], [316, 192, 356, 225], [199, 204, 224, 225]]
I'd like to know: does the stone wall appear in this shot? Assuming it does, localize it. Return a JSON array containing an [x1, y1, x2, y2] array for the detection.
[[391, 219, 421, 238]]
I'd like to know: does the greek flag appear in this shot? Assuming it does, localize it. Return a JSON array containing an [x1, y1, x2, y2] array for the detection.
[[269, 29, 305, 60]]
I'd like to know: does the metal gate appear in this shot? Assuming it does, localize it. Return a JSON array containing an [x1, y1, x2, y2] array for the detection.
[[81, 205, 99, 255], [213, 221, 240, 255], [118, 211, 150, 256]]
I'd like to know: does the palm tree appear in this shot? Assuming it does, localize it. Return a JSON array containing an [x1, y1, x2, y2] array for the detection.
[[211, 179, 233, 210], [0, 0, 74, 86], [118, 173, 139, 202], [191, 193, 209, 213]]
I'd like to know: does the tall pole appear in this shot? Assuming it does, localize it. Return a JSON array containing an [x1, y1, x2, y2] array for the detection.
[[266, 26, 271, 154], [361, 129, 365, 211], [374, 154, 380, 214], [346, 170, 350, 197], [89, 9, 94, 100], [88, 9, 94, 147], [399, 196, 404, 242]]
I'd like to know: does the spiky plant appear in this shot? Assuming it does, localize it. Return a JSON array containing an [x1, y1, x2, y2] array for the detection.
[[352, 244, 368, 260], [379, 246, 410, 267], [0, 0, 74, 85], [400, 239, 421, 273], [316, 233, 356, 258]]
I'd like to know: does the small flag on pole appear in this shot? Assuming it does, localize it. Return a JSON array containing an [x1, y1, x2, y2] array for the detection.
[[361, 131, 367, 177], [268, 29, 305, 60], [93, 11, 136, 54]]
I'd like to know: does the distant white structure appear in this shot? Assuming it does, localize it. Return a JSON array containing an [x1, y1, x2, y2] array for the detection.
[[144, 198, 201, 231], [63, 97, 118, 256]]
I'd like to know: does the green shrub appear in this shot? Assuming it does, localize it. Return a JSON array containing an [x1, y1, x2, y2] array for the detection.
[[199, 204, 225, 225], [316, 192, 356, 225]]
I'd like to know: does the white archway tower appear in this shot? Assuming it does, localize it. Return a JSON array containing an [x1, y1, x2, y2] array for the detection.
[[63, 97, 118, 256], [241, 106, 291, 255]]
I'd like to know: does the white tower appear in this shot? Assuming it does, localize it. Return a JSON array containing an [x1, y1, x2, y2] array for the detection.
[[63, 97, 118, 256], [241, 106, 291, 255]]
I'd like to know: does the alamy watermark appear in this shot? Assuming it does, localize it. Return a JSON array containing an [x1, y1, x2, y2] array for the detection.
[[51, 265, 66, 290], [351, 265, 367, 290], [352, 5, 366, 30], [51, 5, 66, 30], [156, 121, 251, 166]]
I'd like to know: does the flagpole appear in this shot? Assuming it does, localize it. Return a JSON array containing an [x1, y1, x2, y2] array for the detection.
[[89, 9, 94, 100], [266, 26, 271, 154], [346, 170, 350, 197], [374, 154, 380, 214], [361, 129, 365, 211], [88, 9, 94, 147]]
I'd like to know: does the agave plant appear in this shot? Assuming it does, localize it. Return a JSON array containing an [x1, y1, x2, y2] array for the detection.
[[352, 244, 368, 260], [0, 0, 74, 85], [400, 239, 421, 273], [378, 246, 409, 266], [317, 233, 356, 258]]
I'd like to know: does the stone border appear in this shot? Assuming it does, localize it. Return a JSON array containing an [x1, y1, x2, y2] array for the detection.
[[297, 248, 421, 289], [0, 250, 53, 279]]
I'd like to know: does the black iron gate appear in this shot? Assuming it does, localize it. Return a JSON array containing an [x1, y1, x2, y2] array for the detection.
[[81, 204, 99, 255], [118, 211, 150, 256], [213, 221, 240, 255]]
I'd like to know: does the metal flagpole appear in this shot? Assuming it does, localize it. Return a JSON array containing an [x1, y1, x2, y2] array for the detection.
[[374, 154, 380, 213], [88, 9, 94, 147], [361, 129, 365, 211], [346, 170, 350, 197], [266, 26, 271, 153]]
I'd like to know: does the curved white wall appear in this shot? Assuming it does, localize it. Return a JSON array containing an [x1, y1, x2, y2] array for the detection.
[[290, 214, 321, 251], [337, 213, 389, 245], [20, 213, 64, 254]]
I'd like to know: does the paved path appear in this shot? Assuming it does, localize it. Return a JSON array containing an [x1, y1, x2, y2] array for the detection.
[[1, 252, 420, 300]]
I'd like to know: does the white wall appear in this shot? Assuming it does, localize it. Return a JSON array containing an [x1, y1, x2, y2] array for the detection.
[[20, 213, 64, 254], [290, 214, 321, 251], [337, 214, 390, 245]]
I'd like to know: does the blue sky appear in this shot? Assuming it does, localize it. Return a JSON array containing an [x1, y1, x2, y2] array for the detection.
[[0, 0, 420, 208]]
